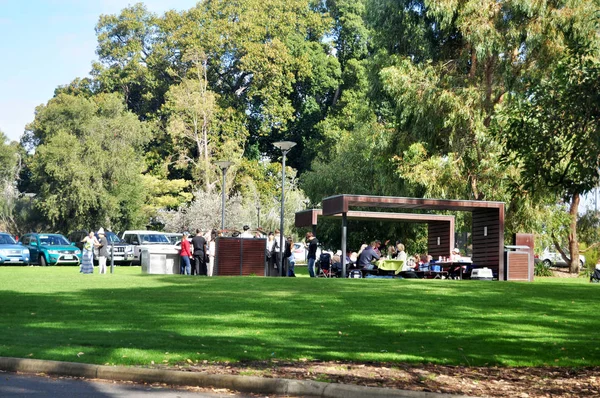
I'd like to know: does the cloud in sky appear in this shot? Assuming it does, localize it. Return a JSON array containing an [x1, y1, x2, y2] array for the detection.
[[0, 0, 198, 142]]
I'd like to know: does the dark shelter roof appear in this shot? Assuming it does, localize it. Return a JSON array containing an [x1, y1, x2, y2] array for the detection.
[[322, 194, 504, 215], [295, 209, 454, 228]]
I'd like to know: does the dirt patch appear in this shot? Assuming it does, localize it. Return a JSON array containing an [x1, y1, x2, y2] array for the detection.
[[159, 360, 600, 397], [550, 268, 581, 278]]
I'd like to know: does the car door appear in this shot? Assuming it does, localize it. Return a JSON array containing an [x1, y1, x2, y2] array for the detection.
[[552, 248, 566, 266], [25, 235, 39, 263], [124, 233, 141, 261]]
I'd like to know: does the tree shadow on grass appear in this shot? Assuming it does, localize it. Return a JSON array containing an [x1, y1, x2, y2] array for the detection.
[[0, 276, 598, 368]]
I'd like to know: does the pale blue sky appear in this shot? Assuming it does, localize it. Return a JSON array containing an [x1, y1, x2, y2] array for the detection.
[[0, 0, 198, 142]]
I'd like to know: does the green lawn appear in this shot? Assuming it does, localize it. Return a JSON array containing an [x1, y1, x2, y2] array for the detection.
[[0, 267, 598, 368]]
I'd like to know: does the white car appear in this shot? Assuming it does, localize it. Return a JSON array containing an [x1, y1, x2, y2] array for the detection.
[[121, 230, 178, 264], [292, 242, 321, 263], [539, 247, 585, 268]]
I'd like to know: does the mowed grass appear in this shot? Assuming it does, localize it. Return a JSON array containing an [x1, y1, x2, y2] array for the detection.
[[0, 266, 598, 368]]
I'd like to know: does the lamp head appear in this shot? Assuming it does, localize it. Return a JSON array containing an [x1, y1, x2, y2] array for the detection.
[[273, 141, 296, 151], [215, 160, 233, 170]]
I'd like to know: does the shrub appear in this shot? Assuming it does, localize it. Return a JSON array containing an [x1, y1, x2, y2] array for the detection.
[[534, 261, 553, 277]]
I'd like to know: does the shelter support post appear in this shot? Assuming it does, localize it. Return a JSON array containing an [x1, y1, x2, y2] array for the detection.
[[472, 208, 504, 280], [341, 212, 347, 277]]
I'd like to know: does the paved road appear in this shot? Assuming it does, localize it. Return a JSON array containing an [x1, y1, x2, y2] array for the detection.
[[0, 373, 260, 397]]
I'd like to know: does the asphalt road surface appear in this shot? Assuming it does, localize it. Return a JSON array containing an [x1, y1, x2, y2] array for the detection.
[[0, 373, 262, 397]]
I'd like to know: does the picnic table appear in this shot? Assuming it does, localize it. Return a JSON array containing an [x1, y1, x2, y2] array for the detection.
[[376, 259, 404, 275], [361, 259, 449, 279]]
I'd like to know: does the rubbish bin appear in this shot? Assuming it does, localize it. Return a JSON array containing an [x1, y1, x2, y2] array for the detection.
[[504, 245, 533, 281], [140, 247, 180, 274]]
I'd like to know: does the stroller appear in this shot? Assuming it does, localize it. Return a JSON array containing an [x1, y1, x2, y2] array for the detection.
[[317, 252, 338, 278], [591, 265, 600, 283]]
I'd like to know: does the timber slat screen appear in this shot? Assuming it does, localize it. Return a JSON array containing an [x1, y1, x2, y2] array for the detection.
[[506, 252, 531, 281], [514, 233, 535, 281], [428, 221, 454, 260], [472, 208, 503, 279], [215, 237, 266, 276]]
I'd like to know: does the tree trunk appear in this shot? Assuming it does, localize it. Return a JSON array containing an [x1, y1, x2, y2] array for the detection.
[[568, 193, 580, 273]]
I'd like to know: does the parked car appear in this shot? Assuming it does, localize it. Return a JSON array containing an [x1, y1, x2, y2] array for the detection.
[[539, 246, 586, 267], [292, 242, 321, 263], [67, 230, 135, 265], [121, 230, 177, 264], [0, 232, 30, 265], [21, 233, 81, 266]]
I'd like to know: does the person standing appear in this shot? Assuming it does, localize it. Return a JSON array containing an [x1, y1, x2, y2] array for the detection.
[[265, 232, 276, 276], [273, 229, 282, 275], [207, 229, 217, 276], [81, 230, 100, 274], [97, 228, 109, 274], [179, 231, 192, 275], [191, 229, 207, 275], [240, 225, 253, 238], [284, 236, 294, 277], [306, 232, 318, 278]]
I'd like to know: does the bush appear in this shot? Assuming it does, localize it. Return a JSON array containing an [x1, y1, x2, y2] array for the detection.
[[579, 242, 599, 278], [534, 261, 553, 277]]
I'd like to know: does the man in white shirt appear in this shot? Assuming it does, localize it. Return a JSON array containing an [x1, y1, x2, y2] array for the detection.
[[240, 225, 253, 238], [273, 229, 282, 274]]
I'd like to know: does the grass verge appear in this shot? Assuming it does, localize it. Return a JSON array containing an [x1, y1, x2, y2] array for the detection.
[[0, 267, 598, 368]]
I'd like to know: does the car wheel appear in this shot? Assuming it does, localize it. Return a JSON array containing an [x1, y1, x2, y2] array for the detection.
[[39, 255, 47, 267], [542, 259, 552, 267]]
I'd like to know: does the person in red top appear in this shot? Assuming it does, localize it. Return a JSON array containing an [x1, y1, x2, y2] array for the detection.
[[180, 231, 192, 275]]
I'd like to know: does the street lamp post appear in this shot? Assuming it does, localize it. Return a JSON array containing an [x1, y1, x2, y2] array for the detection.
[[215, 161, 233, 231], [273, 141, 296, 277]]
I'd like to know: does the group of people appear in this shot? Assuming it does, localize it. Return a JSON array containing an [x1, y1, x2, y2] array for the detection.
[[179, 229, 218, 276], [265, 229, 299, 277], [80, 228, 109, 274], [349, 239, 451, 278]]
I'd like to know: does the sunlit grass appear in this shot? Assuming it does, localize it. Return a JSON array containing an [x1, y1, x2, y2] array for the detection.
[[0, 267, 598, 368]]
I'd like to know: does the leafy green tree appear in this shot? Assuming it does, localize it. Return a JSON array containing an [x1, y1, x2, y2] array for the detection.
[[23, 93, 149, 233], [164, 49, 218, 192], [163, 48, 249, 191], [93, 3, 170, 118], [578, 210, 600, 249], [496, 54, 600, 272], [0, 131, 21, 233], [93, 1, 340, 174]]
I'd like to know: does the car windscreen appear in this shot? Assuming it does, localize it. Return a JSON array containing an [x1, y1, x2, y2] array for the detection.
[[140, 234, 170, 244], [39, 235, 70, 245], [167, 236, 180, 244], [0, 234, 16, 244], [105, 231, 122, 243]]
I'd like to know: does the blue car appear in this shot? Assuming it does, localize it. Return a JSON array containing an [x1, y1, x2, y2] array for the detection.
[[0, 232, 30, 265], [21, 233, 81, 266]]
